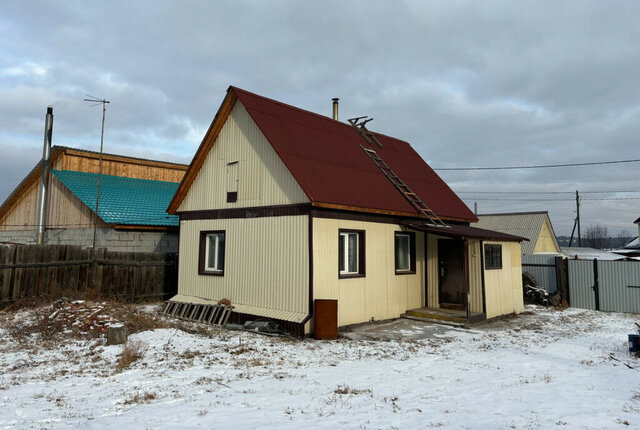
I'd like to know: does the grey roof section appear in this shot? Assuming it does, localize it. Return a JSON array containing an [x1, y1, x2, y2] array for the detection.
[[625, 236, 639, 249], [475, 211, 559, 255], [561, 247, 627, 261]]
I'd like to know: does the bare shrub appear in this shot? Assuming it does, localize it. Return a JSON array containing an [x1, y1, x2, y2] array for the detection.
[[116, 340, 148, 372]]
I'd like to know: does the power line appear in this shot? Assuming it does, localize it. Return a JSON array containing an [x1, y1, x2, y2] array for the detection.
[[434, 158, 640, 171], [457, 189, 640, 195], [461, 197, 640, 202]]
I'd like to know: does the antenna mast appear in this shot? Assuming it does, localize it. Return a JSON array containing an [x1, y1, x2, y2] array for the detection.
[[83, 96, 110, 252]]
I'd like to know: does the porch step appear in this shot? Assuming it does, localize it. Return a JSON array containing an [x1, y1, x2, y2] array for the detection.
[[401, 313, 466, 328], [404, 309, 467, 324]]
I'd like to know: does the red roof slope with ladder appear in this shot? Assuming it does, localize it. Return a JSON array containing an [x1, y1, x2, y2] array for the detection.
[[169, 86, 477, 222]]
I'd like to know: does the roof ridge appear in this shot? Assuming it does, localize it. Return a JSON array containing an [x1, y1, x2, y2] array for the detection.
[[477, 211, 549, 216], [53, 145, 188, 168], [53, 169, 181, 185], [230, 86, 411, 145]]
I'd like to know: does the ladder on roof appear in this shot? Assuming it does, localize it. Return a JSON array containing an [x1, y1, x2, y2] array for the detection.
[[348, 116, 448, 227], [348, 116, 383, 148]]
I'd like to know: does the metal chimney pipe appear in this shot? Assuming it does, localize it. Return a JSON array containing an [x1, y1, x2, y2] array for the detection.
[[332, 98, 339, 120], [36, 106, 53, 245]]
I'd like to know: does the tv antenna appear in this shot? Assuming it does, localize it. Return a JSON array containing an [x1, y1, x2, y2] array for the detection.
[[83, 95, 110, 252]]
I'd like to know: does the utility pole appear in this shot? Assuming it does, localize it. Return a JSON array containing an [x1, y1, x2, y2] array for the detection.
[[576, 190, 581, 247], [83, 96, 110, 252]]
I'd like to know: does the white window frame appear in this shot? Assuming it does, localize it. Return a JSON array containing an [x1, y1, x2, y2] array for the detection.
[[339, 231, 360, 275], [205, 232, 225, 273]]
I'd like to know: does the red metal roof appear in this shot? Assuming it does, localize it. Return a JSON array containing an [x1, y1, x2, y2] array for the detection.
[[232, 87, 477, 222]]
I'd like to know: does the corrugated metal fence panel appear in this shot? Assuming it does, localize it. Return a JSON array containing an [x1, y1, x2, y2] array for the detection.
[[522, 254, 557, 293], [567, 259, 596, 310], [598, 260, 640, 313]]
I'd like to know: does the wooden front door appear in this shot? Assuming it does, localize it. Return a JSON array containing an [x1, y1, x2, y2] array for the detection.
[[438, 239, 466, 308]]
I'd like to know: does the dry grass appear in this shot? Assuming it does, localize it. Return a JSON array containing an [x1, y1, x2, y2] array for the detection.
[[122, 391, 156, 405], [334, 385, 372, 395], [116, 340, 148, 372]]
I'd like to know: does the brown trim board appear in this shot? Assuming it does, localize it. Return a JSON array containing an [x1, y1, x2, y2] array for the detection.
[[308, 212, 314, 324]]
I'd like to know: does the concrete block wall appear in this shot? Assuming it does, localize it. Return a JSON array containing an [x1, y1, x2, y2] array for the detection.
[[0, 228, 179, 253]]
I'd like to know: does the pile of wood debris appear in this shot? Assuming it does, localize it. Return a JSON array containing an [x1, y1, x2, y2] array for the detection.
[[47, 298, 116, 335], [523, 272, 561, 306]]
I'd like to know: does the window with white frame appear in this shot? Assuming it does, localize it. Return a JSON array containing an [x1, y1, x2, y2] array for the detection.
[[199, 231, 225, 275], [338, 229, 365, 277]]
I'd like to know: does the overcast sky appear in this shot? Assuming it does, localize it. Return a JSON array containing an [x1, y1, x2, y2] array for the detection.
[[1, 1, 638, 236]]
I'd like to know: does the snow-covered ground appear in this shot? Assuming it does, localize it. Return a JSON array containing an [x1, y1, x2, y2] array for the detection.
[[1, 303, 639, 429]]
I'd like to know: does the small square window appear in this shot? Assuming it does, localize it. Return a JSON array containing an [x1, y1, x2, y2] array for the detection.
[[338, 229, 365, 278], [484, 244, 502, 270], [199, 231, 225, 275], [395, 231, 416, 274]]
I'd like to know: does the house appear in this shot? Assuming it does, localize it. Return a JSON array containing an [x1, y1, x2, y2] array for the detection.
[[476, 211, 560, 255], [561, 247, 627, 261], [166, 86, 525, 336], [611, 217, 640, 258], [0, 146, 187, 252]]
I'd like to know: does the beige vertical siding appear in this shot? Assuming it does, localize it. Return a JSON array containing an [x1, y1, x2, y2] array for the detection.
[[484, 241, 524, 318], [426, 234, 440, 308], [176, 216, 309, 321], [468, 239, 483, 313], [533, 218, 560, 253], [178, 102, 309, 212], [312, 218, 424, 327]]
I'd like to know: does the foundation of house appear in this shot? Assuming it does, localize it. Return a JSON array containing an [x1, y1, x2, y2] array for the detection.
[[403, 307, 486, 325]]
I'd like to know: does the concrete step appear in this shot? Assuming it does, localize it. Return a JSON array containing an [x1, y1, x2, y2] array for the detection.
[[404, 309, 467, 324], [401, 313, 466, 328]]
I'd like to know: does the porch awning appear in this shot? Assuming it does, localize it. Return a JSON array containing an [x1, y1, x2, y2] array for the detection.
[[402, 221, 527, 242]]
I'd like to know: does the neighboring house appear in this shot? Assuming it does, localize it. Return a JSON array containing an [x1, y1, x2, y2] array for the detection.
[[0, 146, 187, 252], [561, 247, 627, 261], [167, 86, 525, 336], [612, 217, 640, 258], [476, 211, 560, 255]]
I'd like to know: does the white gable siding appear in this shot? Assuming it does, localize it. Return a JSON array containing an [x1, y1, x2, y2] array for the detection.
[[178, 101, 309, 212]]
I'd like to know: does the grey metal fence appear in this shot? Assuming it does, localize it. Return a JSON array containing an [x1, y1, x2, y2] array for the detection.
[[567, 259, 640, 313], [567, 259, 596, 310], [522, 255, 558, 293], [599, 261, 640, 313]]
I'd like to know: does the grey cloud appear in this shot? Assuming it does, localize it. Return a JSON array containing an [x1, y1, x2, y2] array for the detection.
[[0, 0, 638, 234]]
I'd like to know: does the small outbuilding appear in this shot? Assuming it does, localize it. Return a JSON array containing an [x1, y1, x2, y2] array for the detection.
[[167, 86, 526, 336]]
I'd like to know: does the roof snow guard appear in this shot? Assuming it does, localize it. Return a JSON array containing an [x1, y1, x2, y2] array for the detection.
[[168, 86, 477, 223]]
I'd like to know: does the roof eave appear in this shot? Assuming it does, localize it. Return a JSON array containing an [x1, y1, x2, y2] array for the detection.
[[311, 202, 477, 223]]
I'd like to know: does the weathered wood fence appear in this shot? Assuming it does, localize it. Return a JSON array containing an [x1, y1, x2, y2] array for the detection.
[[0, 244, 178, 305]]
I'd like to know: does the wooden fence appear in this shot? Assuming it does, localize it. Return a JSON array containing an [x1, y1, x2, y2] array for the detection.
[[0, 244, 178, 305]]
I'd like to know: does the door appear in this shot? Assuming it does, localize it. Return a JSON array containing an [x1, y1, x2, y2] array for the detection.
[[438, 239, 466, 308]]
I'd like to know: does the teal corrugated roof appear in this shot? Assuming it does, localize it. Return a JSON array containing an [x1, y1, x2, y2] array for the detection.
[[52, 170, 179, 227]]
